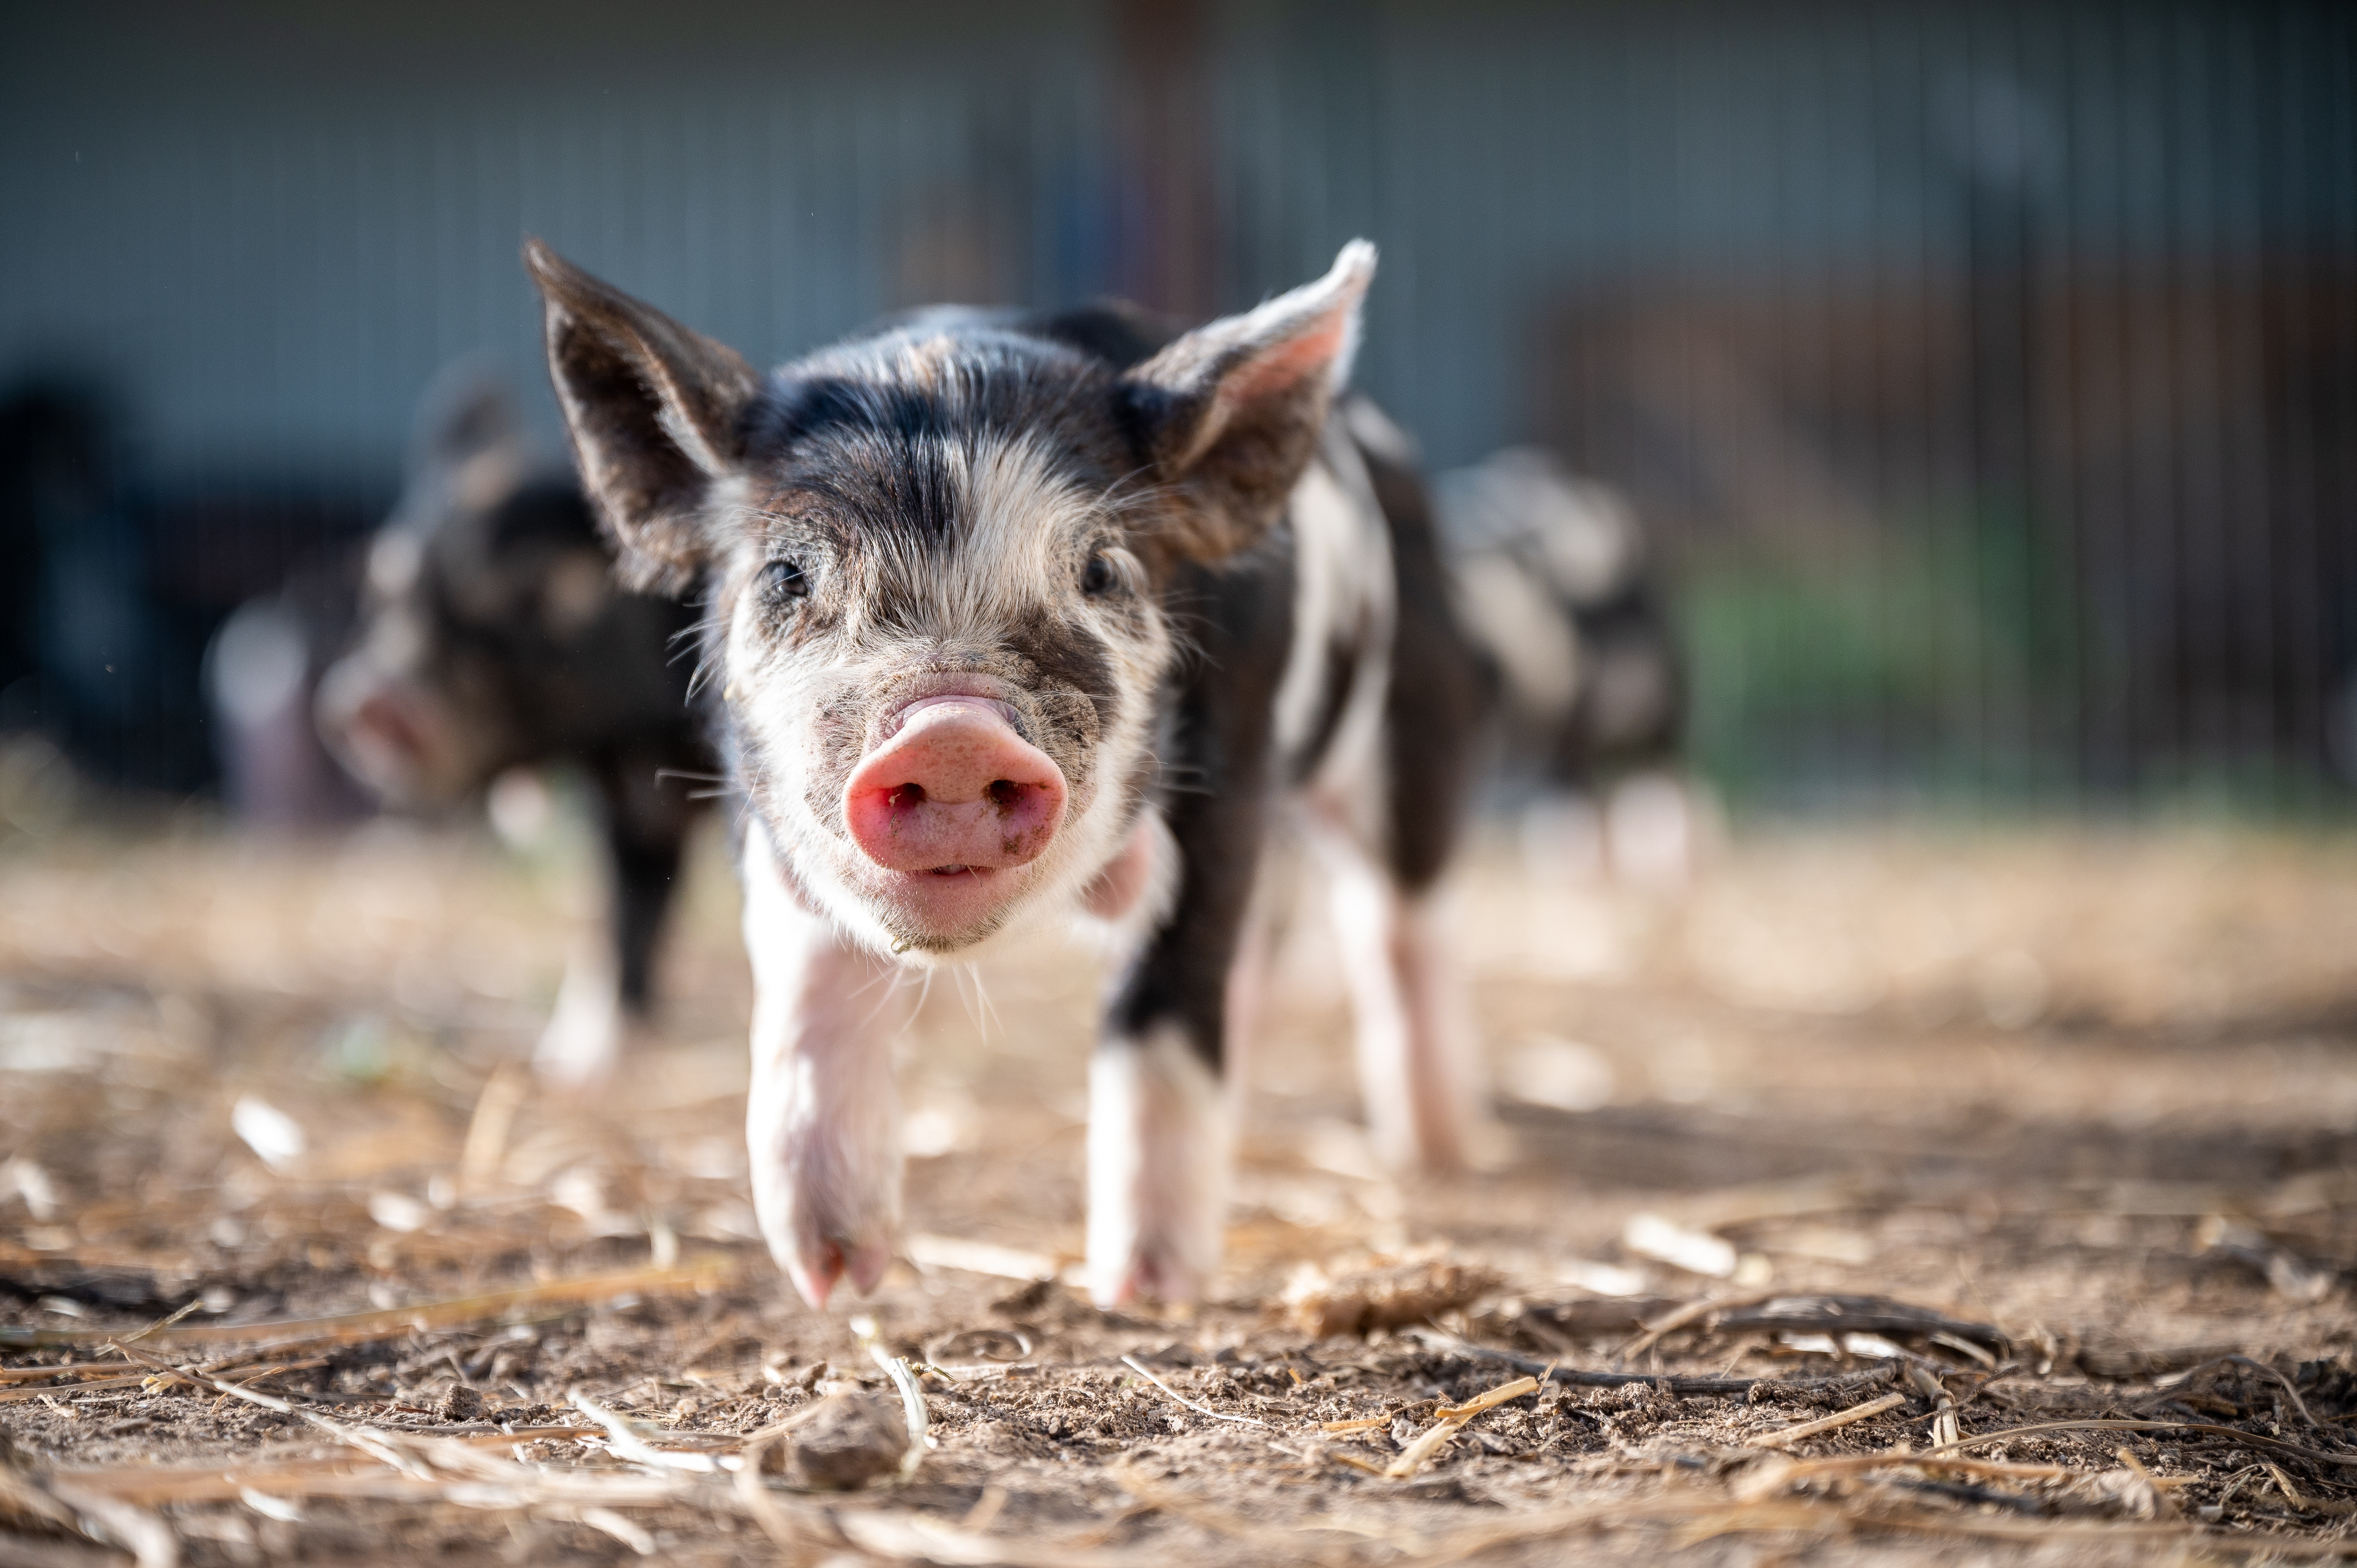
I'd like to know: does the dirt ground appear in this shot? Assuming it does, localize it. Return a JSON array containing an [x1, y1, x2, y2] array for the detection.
[[3, 807, 2355, 1565]]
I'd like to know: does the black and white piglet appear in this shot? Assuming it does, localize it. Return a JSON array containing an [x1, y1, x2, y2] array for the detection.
[[522, 239, 1490, 1308], [315, 373, 712, 1079]]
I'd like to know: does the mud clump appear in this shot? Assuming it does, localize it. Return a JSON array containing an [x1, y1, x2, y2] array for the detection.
[[762, 1392, 908, 1490]]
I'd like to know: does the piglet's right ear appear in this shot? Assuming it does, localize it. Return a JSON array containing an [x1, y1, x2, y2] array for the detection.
[[1120, 241, 1375, 562], [523, 238, 758, 593]]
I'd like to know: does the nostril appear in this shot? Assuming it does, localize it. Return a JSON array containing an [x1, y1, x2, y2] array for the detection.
[[986, 779, 1023, 808], [887, 783, 927, 809]]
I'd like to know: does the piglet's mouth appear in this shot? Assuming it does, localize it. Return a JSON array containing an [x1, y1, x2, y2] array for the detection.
[[841, 696, 1069, 938]]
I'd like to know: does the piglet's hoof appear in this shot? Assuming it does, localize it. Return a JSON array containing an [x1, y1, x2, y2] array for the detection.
[[777, 1231, 895, 1311], [1088, 1248, 1207, 1310]]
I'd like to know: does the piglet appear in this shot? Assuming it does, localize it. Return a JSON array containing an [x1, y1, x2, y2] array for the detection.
[[316, 370, 712, 1080], [523, 240, 1489, 1307]]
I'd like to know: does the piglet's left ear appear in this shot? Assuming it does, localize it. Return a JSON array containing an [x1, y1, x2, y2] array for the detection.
[[1121, 240, 1375, 561]]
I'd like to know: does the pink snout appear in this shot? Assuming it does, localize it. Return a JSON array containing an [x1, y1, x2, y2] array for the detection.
[[843, 698, 1067, 874]]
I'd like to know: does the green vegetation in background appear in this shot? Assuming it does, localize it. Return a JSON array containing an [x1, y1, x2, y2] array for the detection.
[[1675, 503, 2083, 811]]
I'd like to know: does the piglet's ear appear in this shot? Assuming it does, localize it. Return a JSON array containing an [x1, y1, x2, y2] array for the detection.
[[1120, 240, 1375, 561], [407, 363, 529, 513], [411, 363, 523, 479], [523, 238, 758, 593]]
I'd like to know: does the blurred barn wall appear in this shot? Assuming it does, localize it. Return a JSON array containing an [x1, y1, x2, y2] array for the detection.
[[2, 0, 2351, 808]]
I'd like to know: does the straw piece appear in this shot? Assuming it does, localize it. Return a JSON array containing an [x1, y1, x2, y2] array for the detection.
[[1386, 1373, 1542, 1481], [60, 1491, 179, 1568], [959, 1485, 1008, 1532], [44, 1431, 613, 1506], [906, 1233, 1060, 1282], [1320, 1415, 1393, 1434], [1738, 1450, 2082, 1500], [2268, 1462, 2357, 1518], [103, 1341, 428, 1482], [2112, 1446, 2177, 1519], [1384, 1417, 1465, 1480], [118, 1299, 202, 1346], [1928, 1330, 1998, 1368], [1744, 1391, 1909, 1449], [459, 1063, 528, 1187], [3, 1352, 324, 1404], [1408, 1324, 1900, 1398], [0, 1372, 151, 1402], [1, 1260, 735, 1351], [1921, 1416, 2357, 1469], [1436, 1374, 1539, 1420], [0, 1362, 143, 1384], [1119, 1355, 1270, 1429], [569, 1391, 720, 1474], [1620, 1291, 1779, 1363], [1659, 1175, 1872, 1232], [853, 1313, 932, 1480], [832, 1508, 1139, 1568], [2225, 1354, 2322, 1430], [576, 1506, 656, 1554]]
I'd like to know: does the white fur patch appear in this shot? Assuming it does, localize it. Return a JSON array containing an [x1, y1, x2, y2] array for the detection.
[[1085, 1027, 1230, 1307], [533, 947, 626, 1087], [1452, 551, 1582, 720], [1279, 430, 1398, 842], [937, 432, 1093, 641]]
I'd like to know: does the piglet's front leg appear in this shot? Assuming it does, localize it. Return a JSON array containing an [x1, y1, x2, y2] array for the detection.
[[741, 823, 912, 1309]]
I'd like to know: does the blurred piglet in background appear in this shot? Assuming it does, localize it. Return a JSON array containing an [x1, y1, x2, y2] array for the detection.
[[1432, 448, 1702, 886], [309, 369, 714, 1082], [204, 556, 375, 832]]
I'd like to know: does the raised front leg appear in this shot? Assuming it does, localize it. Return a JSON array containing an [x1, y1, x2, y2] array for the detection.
[[741, 822, 913, 1308]]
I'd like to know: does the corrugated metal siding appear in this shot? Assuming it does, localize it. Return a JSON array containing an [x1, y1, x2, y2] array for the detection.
[[2, 0, 2351, 804]]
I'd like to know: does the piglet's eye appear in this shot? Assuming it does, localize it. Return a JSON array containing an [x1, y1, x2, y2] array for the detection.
[[762, 559, 810, 603], [1081, 551, 1118, 596]]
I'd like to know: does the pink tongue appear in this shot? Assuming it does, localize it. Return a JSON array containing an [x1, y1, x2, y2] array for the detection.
[[842, 701, 1068, 873]]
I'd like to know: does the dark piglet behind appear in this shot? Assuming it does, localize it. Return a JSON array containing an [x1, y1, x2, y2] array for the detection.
[[315, 368, 714, 1081]]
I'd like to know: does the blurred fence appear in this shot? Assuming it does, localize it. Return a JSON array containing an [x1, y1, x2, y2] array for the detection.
[[3, 0, 2352, 810]]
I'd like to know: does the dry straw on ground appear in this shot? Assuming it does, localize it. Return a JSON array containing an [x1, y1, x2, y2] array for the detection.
[[4, 819, 2355, 1564]]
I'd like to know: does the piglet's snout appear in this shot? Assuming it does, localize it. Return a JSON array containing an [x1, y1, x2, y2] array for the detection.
[[843, 699, 1067, 873]]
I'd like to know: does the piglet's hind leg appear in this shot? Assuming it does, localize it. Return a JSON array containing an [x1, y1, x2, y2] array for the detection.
[[1317, 828, 1482, 1173]]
